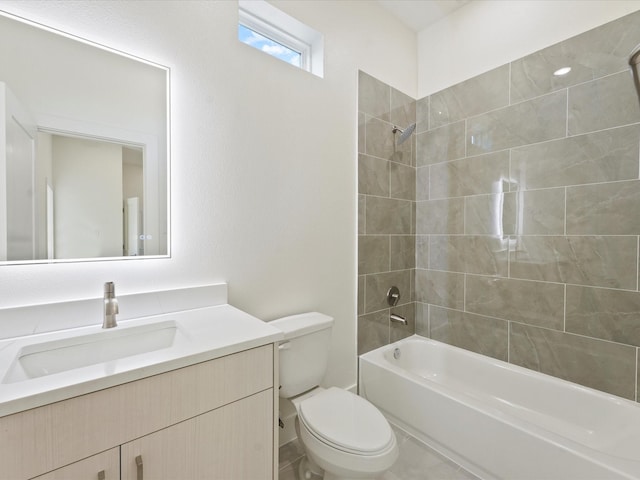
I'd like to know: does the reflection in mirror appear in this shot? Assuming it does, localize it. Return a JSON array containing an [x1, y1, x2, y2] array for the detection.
[[0, 11, 169, 263]]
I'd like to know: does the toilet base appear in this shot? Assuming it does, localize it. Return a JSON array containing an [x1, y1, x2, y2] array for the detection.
[[298, 456, 323, 480], [323, 472, 382, 480]]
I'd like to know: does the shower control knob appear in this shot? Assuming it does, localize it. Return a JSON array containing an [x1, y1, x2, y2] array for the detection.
[[387, 286, 400, 306]]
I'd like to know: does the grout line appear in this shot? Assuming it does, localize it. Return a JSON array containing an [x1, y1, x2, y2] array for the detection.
[[565, 87, 569, 137], [414, 178, 640, 203], [563, 284, 567, 332], [564, 187, 567, 236], [637, 236, 639, 292]]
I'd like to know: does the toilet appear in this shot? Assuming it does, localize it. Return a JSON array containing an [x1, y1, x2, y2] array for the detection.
[[271, 312, 398, 480]]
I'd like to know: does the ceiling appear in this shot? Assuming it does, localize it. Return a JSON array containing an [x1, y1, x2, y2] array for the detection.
[[377, 0, 470, 32]]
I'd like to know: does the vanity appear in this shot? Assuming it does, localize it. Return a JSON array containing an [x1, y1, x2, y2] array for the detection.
[[0, 284, 283, 480]]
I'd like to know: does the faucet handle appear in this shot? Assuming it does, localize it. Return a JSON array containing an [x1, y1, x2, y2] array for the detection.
[[104, 281, 115, 296]]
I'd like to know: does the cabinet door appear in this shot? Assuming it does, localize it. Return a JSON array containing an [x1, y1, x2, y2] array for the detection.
[[121, 389, 273, 480], [30, 447, 119, 480]]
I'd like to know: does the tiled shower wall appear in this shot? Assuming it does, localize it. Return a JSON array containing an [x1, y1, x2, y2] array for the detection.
[[358, 10, 640, 401], [357, 72, 417, 354]]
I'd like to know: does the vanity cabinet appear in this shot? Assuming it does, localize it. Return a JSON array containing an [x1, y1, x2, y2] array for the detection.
[[121, 390, 272, 479], [0, 344, 276, 480], [30, 448, 120, 480]]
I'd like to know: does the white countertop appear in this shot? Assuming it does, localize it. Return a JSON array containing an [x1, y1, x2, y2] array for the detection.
[[0, 304, 283, 417]]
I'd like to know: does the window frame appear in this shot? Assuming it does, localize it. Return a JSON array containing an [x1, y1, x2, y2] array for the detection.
[[237, 0, 324, 78], [239, 8, 310, 70]]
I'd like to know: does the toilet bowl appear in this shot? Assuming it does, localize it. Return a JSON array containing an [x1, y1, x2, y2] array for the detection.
[[293, 387, 398, 480], [270, 313, 398, 480]]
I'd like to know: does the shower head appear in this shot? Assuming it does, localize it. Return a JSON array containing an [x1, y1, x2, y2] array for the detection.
[[392, 123, 416, 146], [630, 44, 640, 105]]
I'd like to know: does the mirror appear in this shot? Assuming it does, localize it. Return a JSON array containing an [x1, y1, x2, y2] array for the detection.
[[0, 11, 169, 263]]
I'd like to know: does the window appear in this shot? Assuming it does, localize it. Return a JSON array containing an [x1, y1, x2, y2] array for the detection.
[[238, 23, 304, 68], [238, 0, 324, 77]]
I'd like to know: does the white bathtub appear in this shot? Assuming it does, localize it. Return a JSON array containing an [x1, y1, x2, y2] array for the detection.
[[359, 335, 640, 480]]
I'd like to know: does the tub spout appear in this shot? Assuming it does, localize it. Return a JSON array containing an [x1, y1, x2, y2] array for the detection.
[[390, 314, 407, 325]]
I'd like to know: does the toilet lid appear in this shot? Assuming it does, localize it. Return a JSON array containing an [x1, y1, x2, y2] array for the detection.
[[298, 387, 394, 455]]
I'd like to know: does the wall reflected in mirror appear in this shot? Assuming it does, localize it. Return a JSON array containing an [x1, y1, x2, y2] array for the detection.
[[0, 11, 169, 263]]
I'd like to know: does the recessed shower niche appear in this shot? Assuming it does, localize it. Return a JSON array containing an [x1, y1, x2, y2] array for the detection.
[[0, 11, 169, 263]]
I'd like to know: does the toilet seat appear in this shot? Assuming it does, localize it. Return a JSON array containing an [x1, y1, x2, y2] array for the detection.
[[298, 387, 395, 456]]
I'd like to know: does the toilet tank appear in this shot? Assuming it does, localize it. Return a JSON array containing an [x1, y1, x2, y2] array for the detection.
[[269, 312, 333, 398]]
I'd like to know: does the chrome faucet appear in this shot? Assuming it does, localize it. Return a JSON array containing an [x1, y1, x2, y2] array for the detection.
[[102, 281, 119, 328]]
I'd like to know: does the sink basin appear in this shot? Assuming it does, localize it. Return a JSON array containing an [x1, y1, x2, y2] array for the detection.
[[3, 320, 177, 384]]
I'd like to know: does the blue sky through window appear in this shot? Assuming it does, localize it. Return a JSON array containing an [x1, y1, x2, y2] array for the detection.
[[238, 24, 302, 67]]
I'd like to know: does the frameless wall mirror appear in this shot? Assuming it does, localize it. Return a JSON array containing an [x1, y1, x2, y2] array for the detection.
[[0, 11, 169, 264]]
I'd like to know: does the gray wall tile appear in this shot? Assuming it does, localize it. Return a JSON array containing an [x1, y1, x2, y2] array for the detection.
[[430, 235, 508, 277], [416, 121, 466, 167], [512, 188, 566, 235], [358, 194, 366, 234], [358, 275, 365, 315], [416, 96, 429, 133], [430, 65, 510, 128], [365, 196, 412, 234], [566, 180, 640, 235], [391, 235, 415, 271], [510, 236, 637, 289], [416, 302, 429, 336], [430, 151, 509, 199], [390, 129, 414, 167], [467, 90, 566, 155], [391, 88, 416, 133], [358, 235, 389, 275], [416, 166, 429, 201], [566, 285, 640, 346], [358, 153, 389, 196], [364, 116, 395, 159], [358, 71, 390, 120], [464, 193, 516, 236], [510, 11, 640, 102], [358, 112, 365, 153], [415, 269, 464, 309], [416, 235, 429, 269], [510, 322, 637, 399], [465, 276, 564, 329], [416, 198, 464, 234], [358, 309, 389, 355], [430, 306, 508, 361], [511, 125, 640, 190], [390, 161, 416, 200], [568, 71, 640, 135]]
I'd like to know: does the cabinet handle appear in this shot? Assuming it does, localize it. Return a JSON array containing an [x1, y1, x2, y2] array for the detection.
[[98, 471, 105, 480], [135, 455, 144, 480]]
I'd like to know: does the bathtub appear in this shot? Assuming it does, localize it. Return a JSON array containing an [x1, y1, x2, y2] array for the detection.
[[359, 335, 640, 480]]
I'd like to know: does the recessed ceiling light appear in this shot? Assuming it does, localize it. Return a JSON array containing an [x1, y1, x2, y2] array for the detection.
[[553, 67, 571, 76]]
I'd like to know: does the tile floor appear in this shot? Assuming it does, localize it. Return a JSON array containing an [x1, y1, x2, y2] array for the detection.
[[278, 424, 480, 480]]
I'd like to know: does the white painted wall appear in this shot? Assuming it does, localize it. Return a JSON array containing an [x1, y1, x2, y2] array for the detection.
[[0, 0, 416, 391], [418, 0, 640, 97]]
